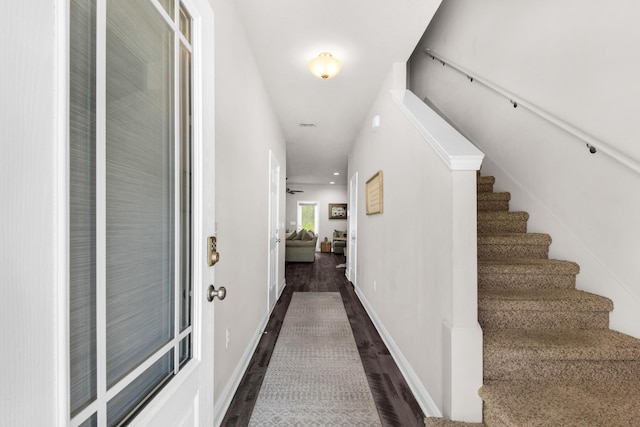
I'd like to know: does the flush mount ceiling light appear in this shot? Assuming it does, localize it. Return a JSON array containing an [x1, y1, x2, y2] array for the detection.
[[307, 52, 342, 79]]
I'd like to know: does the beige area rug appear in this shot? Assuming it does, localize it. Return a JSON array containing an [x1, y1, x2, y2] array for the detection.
[[248, 292, 381, 426], [336, 263, 346, 268]]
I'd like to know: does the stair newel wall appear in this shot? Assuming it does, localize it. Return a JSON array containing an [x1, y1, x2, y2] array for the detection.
[[442, 170, 483, 420], [349, 62, 485, 423]]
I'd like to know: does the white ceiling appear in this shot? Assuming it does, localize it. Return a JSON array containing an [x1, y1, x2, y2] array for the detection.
[[234, 0, 441, 185]]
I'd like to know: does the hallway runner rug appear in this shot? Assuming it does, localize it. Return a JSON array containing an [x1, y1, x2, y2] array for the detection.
[[248, 292, 382, 426]]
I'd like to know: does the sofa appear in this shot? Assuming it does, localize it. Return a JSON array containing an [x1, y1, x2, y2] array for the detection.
[[333, 229, 347, 254], [285, 229, 318, 262]]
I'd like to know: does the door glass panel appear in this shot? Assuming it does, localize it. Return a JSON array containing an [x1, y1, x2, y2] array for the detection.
[[106, 351, 174, 426], [156, 0, 174, 17], [180, 42, 192, 332], [179, 335, 191, 366], [79, 414, 98, 427], [105, 0, 174, 387], [69, 0, 97, 417], [179, 4, 191, 44]]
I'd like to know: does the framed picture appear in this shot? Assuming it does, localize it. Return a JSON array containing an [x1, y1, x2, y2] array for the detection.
[[366, 170, 383, 215], [328, 203, 347, 219]]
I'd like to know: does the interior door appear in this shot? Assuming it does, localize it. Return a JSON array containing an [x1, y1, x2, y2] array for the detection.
[[268, 151, 281, 310], [347, 172, 358, 285], [68, 0, 216, 425]]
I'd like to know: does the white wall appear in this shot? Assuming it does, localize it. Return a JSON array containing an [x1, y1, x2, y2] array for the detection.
[[0, 1, 62, 425], [285, 184, 348, 248], [209, 0, 288, 415], [347, 64, 483, 421], [410, 0, 640, 337]]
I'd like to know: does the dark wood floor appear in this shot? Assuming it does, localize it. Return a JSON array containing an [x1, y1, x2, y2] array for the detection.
[[221, 252, 425, 426]]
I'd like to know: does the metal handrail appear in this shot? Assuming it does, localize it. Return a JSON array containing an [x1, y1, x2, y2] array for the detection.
[[424, 48, 640, 176]]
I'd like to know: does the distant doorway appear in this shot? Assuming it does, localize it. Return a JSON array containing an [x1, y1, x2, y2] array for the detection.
[[347, 172, 358, 285], [268, 151, 280, 311]]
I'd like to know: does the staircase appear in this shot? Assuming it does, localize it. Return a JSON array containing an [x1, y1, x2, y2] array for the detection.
[[476, 173, 640, 426]]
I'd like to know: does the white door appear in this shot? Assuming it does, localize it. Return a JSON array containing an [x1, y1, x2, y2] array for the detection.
[[268, 151, 281, 310], [68, 0, 216, 425], [347, 172, 358, 285]]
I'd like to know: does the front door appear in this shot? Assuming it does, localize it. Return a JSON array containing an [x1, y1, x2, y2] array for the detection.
[[68, 0, 216, 425]]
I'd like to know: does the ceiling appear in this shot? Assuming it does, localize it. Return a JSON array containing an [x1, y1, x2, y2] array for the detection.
[[234, 0, 441, 185]]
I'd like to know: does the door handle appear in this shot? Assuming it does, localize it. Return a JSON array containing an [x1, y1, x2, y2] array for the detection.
[[207, 285, 226, 301]]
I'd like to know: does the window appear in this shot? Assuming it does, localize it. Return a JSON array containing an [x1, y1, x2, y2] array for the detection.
[[296, 201, 319, 233]]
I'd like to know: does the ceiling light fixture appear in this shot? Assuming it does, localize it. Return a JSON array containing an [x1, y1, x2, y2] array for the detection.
[[307, 52, 342, 80], [333, 172, 340, 176]]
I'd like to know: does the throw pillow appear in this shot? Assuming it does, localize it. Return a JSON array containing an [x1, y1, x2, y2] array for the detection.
[[292, 230, 304, 240], [286, 231, 297, 240]]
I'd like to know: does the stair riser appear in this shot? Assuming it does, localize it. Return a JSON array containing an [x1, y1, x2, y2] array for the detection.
[[479, 274, 576, 290], [478, 220, 527, 234], [477, 183, 494, 193], [484, 359, 640, 382], [478, 244, 549, 260], [477, 201, 509, 211], [479, 310, 610, 330]]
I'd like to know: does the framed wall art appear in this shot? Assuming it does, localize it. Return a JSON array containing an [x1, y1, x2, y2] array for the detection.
[[365, 170, 383, 215], [328, 203, 347, 219]]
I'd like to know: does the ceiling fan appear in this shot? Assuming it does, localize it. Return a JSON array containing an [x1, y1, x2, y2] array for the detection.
[[286, 177, 303, 195]]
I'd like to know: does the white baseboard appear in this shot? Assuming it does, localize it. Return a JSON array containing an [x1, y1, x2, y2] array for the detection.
[[354, 286, 442, 417], [213, 311, 269, 426]]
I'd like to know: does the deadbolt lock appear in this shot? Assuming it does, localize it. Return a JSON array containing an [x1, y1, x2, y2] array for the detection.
[[208, 236, 220, 266]]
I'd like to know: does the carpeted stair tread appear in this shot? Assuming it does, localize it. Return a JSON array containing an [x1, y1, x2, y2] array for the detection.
[[479, 379, 640, 427], [477, 192, 510, 211], [477, 211, 529, 234], [479, 289, 613, 312], [477, 211, 529, 222], [478, 259, 579, 275], [484, 328, 640, 361], [478, 233, 551, 246], [477, 192, 510, 203], [479, 289, 612, 329], [484, 329, 640, 381], [478, 259, 580, 291], [478, 233, 552, 260]]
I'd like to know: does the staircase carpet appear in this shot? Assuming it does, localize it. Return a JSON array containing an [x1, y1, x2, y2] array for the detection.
[[474, 173, 640, 426]]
